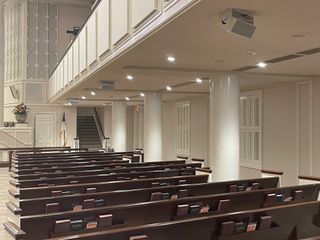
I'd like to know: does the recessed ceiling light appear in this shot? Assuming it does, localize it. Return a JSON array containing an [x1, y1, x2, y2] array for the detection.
[[90, 91, 96, 96], [81, 96, 86, 100], [65, 102, 72, 106], [196, 78, 203, 83], [140, 93, 145, 97], [127, 75, 133, 80], [166, 86, 172, 91], [167, 56, 176, 62], [125, 96, 130, 101], [257, 62, 267, 68]]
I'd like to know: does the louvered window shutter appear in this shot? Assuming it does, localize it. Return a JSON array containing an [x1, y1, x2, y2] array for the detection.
[[240, 91, 263, 169]]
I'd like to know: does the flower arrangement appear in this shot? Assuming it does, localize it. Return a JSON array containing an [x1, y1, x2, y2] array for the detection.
[[13, 103, 28, 115]]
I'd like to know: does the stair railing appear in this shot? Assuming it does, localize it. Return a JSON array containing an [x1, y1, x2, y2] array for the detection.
[[74, 137, 80, 149], [93, 107, 108, 149]]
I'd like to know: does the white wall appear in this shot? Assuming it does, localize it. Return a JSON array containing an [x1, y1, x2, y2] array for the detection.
[[312, 79, 320, 177], [190, 96, 209, 166], [4, 104, 77, 147], [126, 106, 134, 151], [262, 82, 298, 186], [240, 80, 320, 186], [103, 106, 112, 142], [162, 100, 177, 160], [58, 4, 91, 59], [160, 79, 320, 186], [102, 105, 134, 151], [162, 96, 209, 162]]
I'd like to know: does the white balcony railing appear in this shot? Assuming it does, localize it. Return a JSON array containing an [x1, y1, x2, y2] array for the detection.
[[49, 0, 199, 100]]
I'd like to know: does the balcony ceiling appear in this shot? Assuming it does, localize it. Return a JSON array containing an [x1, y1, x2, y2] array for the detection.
[[59, 0, 320, 105]]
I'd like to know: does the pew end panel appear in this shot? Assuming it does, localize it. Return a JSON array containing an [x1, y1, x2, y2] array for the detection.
[[261, 169, 283, 187], [196, 168, 212, 182], [299, 176, 320, 200], [6, 201, 22, 227], [3, 221, 26, 240]]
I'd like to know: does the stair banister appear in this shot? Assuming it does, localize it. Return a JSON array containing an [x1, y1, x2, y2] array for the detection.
[[93, 107, 107, 149]]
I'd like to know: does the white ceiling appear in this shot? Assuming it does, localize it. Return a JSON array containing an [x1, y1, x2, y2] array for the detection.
[[59, 0, 320, 105]]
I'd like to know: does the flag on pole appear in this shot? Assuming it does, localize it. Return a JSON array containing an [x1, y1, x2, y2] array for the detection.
[[60, 112, 67, 147]]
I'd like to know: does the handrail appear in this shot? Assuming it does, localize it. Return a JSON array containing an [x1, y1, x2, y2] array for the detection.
[[93, 107, 106, 145], [299, 175, 320, 182], [261, 169, 284, 176], [0, 129, 30, 147]]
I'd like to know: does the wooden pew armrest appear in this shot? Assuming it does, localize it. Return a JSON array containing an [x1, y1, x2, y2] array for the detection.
[[9, 180, 20, 187], [6, 201, 22, 215], [191, 158, 205, 163], [195, 168, 212, 174], [10, 172, 18, 178], [261, 169, 284, 176], [8, 189, 20, 198], [3, 221, 26, 240]]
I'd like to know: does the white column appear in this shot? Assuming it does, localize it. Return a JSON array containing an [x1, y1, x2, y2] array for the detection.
[[144, 92, 162, 162], [0, 4, 4, 127], [209, 74, 240, 181], [112, 101, 127, 152]]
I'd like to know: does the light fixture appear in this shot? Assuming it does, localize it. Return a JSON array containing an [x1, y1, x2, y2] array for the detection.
[[90, 91, 96, 96], [166, 86, 172, 91], [125, 96, 130, 101], [81, 96, 86, 100], [247, 49, 257, 56], [257, 62, 267, 68], [167, 56, 176, 62], [140, 93, 145, 97], [196, 78, 203, 83], [126, 75, 133, 80], [64, 102, 72, 106]]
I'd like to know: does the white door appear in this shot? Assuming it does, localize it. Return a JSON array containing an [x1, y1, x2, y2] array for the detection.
[[35, 113, 55, 147]]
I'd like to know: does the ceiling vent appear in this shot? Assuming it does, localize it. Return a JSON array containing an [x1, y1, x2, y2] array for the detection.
[[265, 54, 303, 64], [297, 47, 320, 55], [98, 80, 115, 91], [233, 66, 258, 72]]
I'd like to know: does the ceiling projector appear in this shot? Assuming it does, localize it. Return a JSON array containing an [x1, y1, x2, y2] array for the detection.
[[218, 8, 256, 38]]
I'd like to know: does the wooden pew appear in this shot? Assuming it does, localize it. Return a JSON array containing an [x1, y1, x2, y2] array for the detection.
[[11, 168, 196, 188], [12, 160, 186, 175], [15, 177, 280, 215], [11, 159, 130, 172], [11, 156, 141, 169], [16, 175, 209, 199], [10, 184, 319, 240], [42, 201, 320, 240], [6, 147, 78, 170], [12, 163, 201, 181], [12, 151, 140, 161], [11, 158, 130, 171], [12, 154, 125, 166]]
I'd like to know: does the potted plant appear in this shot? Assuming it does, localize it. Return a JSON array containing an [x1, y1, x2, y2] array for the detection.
[[13, 103, 28, 123]]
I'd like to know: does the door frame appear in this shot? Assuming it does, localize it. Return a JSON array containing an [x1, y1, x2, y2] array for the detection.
[[34, 112, 56, 147]]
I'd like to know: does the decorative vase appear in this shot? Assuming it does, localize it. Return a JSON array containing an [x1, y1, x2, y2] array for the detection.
[[15, 113, 27, 123]]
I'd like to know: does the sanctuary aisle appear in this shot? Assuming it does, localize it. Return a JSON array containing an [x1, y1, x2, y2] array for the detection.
[[0, 168, 10, 239]]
